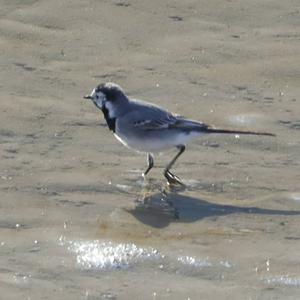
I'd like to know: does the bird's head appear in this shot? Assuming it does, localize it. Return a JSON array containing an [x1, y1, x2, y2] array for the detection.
[[84, 82, 128, 117]]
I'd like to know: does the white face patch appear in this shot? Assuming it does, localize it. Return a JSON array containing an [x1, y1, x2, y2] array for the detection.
[[91, 90, 107, 109]]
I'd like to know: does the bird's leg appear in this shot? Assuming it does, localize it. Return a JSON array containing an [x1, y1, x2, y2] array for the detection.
[[164, 145, 186, 186], [138, 153, 155, 202], [142, 153, 154, 177]]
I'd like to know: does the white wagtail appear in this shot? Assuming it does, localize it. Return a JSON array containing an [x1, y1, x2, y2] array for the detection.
[[84, 82, 275, 185]]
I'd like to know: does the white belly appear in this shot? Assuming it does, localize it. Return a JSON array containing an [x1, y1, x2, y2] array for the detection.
[[114, 131, 201, 153]]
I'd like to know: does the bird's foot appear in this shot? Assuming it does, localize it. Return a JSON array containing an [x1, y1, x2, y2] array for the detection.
[[164, 170, 185, 187]]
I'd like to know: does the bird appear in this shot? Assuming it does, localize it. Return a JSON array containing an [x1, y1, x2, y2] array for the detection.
[[84, 82, 275, 186]]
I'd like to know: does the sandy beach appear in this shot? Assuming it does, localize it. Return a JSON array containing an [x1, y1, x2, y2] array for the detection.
[[1, 0, 300, 299]]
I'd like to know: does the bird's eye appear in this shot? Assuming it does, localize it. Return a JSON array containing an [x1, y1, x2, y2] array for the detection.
[[96, 95, 99, 99]]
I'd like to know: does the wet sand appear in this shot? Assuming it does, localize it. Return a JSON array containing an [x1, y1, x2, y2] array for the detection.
[[1, 0, 300, 299]]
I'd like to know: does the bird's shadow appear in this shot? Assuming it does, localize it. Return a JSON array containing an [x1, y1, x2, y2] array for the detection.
[[125, 184, 300, 228]]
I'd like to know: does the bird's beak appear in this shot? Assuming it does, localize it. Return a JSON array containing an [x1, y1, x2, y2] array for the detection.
[[84, 95, 92, 100]]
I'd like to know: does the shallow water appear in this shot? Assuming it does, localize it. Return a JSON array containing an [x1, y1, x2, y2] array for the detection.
[[1, 0, 300, 299]]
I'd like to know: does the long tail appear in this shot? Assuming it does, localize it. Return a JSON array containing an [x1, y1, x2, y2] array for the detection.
[[204, 127, 275, 137]]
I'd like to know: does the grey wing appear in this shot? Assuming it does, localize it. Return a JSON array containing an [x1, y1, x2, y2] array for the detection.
[[133, 113, 178, 130], [123, 107, 208, 132], [170, 117, 209, 132], [117, 111, 175, 131]]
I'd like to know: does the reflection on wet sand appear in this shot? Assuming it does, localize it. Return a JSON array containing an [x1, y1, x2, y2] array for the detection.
[[126, 184, 300, 228]]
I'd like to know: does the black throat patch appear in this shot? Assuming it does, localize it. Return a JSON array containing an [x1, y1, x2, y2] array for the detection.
[[102, 106, 116, 132]]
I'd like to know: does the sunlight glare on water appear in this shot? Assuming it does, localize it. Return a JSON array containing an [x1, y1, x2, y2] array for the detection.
[[177, 256, 212, 268], [61, 238, 233, 277], [229, 114, 261, 126], [291, 193, 300, 202], [264, 275, 300, 287], [65, 240, 161, 270]]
